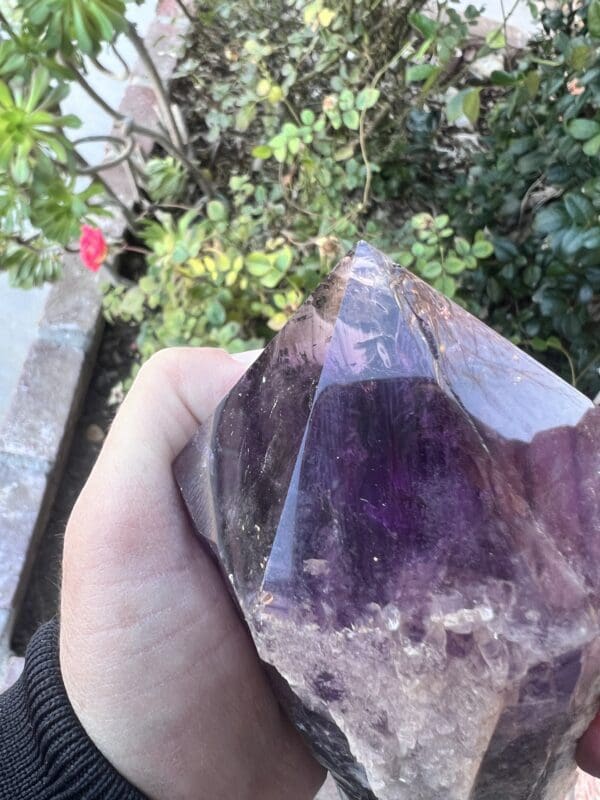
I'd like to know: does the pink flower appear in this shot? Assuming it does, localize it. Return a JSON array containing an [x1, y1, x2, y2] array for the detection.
[[79, 225, 108, 272], [567, 79, 585, 96]]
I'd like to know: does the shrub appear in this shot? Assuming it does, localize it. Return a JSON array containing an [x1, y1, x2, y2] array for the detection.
[[437, 1, 600, 394], [105, 0, 501, 360], [1, 0, 597, 396]]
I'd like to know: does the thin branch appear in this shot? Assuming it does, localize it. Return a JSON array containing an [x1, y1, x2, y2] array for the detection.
[[174, 0, 195, 22], [66, 60, 125, 121], [358, 46, 408, 210], [126, 21, 186, 151], [111, 43, 131, 78], [90, 53, 129, 81], [359, 110, 371, 210], [77, 137, 135, 174], [72, 134, 131, 147], [575, 352, 600, 386], [75, 152, 136, 227], [66, 62, 211, 196]]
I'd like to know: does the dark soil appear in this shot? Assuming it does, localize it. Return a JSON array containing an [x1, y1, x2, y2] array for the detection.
[[11, 322, 138, 655]]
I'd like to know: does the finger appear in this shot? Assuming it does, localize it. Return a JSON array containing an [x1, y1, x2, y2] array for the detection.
[[108, 346, 246, 464], [63, 347, 245, 569], [577, 713, 600, 777]]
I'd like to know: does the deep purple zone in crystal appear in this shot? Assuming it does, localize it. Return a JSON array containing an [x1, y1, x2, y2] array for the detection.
[[174, 243, 600, 800]]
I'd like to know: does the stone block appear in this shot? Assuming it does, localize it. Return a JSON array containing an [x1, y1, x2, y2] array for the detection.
[[0, 340, 85, 465], [40, 253, 103, 347]]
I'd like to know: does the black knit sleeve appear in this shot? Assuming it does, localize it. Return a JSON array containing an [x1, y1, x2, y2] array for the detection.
[[0, 619, 147, 799]]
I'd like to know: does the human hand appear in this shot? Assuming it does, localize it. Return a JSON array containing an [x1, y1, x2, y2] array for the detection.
[[59, 348, 325, 800]]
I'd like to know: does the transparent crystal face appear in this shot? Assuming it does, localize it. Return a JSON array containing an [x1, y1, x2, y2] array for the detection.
[[175, 242, 600, 800]]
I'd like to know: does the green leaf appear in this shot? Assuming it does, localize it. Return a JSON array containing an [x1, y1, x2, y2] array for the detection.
[[561, 227, 587, 257], [568, 118, 600, 141], [471, 240, 494, 258], [246, 253, 272, 276], [300, 108, 315, 125], [534, 205, 568, 235], [564, 194, 594, 225], [463, 88, 481, 125], [490, 70, 518, 86], [583, 133, 600, 156], [355, 87, 380, 110], [207, 200, 227, 221], [568, 45, 593, 71], [334, 143, 355, 161], [523, 71, 541, 99], [485, 28, 506, 49], [446, 90, 466, 123], [274, 246, 293, 272], [408, 11, 437, 39], [235, 104, 256, 132], [252, 144, 272, 159], [406, 64, 437, 84], [206, 299, 226, 326], [454, 237, 470, 257], [530, 337, 548, 352], [342, 109, 360, 130], [256, 78, 271, 97], [583, 227, 600, 249], [26, 67, 50, 112], [72, 2, 95, 55], [434, 274, 457, 297], [589, 0, 600, 37], [523, 265, 542, 287], [317, 7, 336, 27], [11, 156, 30, 184], [0, 80, 14, 109], [339, 89, 354, 111], [397, 252, 414, 268], [420, 261, 442, 279], [411, 212, 432, 230], [260, 267, 284, 288], [445, 256, 465, 274]]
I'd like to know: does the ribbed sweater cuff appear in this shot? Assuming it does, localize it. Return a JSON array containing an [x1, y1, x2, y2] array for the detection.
[[0, 618, 146, 799]]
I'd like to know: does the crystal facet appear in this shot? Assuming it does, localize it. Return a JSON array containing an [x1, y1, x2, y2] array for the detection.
[[174, 243, 600, 800]]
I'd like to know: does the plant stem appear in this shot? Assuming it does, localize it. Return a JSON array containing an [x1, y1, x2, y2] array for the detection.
[[67, 61, 124, 120], [67, 63, 211, 196], [126, 21, 186, 152], [77, 137, 135, 174], [575, 352, 600, 386], [76, 152, 136, 227], [174, 0, 195, 22], [91, 53, 129, 81], [359, 45, 408, 210]]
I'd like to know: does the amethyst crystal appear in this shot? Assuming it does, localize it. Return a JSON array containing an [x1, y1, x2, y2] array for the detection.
[[174, 242, 600, 800]]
